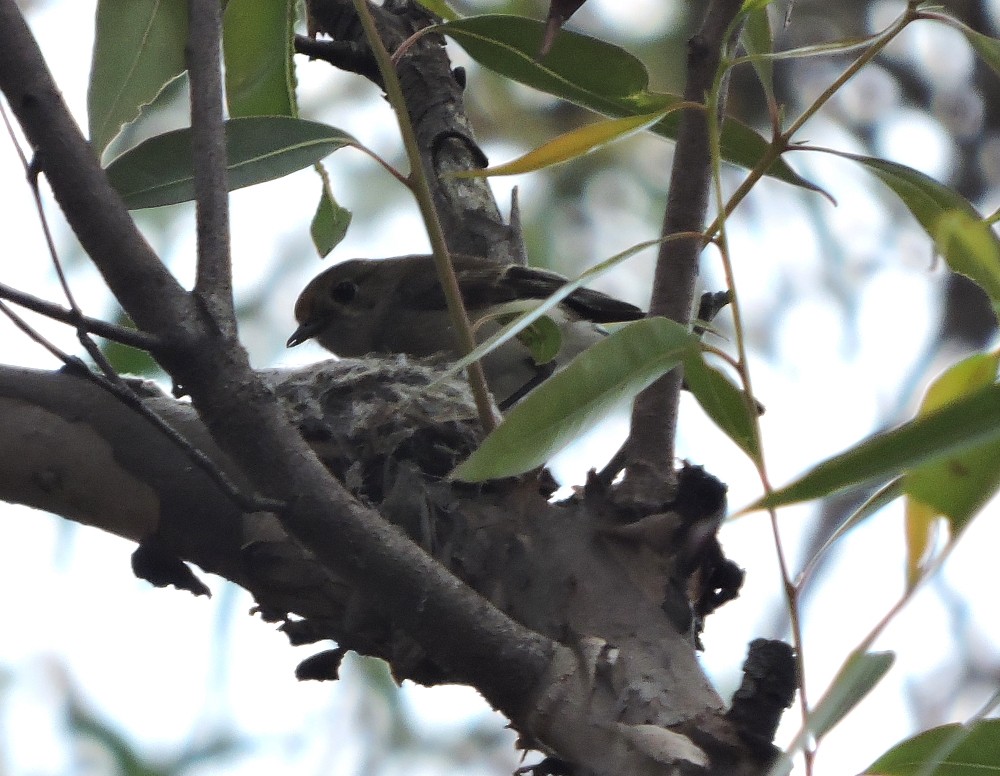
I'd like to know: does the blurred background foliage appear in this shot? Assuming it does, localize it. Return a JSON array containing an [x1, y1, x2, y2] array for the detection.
[[3, 0, 1000, 774]]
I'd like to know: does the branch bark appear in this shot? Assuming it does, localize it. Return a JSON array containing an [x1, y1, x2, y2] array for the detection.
[[623, 0, 744, 505], [306, 0, 525, 264], [0, 362, 791, 775], [188, 0, 235, 329]]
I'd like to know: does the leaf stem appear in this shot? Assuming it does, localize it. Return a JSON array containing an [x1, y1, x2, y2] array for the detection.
[[705, 3, 920, 242], [704, 9, 925, 766], [705, 54, 816, 771]]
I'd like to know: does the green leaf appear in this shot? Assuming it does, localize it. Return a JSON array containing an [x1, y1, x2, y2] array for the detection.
[[514, 314, 562, 365], [824, 151, 978, 222], [105, 117, 357, 209], [444, 15, 652, 105], [903, 353, 1000, 585], [811, 150, 1000, 308], [865, 719, 1000, 775], [682, 353, 762, 464], [222, 4, 354, 254], [742, 5, 775, 103], [452, 318, 697, 481], [809, 650, 895, 742], [946, 16, 1000, 81], [310, 166, 352, 257], [101, 339, 160, 377], [749, 382, 1000, 511], [100, 313, 161, 377], [223, 0, 297, 118], [456, 107, 681, 177], [934, 211, 1000, 307], [88, 0, 188, 158], [414, 0, 460, 21], [437, 15, 819, 191]]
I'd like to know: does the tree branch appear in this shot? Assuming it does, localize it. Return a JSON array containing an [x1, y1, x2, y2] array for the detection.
[[0, 281, 161, 350], [294, 34, 380, 82], [188, 0, 234, 330], [623, 0, 744, 504], [306, 0, 523, 263], [0, 7, 194, 346], [0, 0, 552, 719], [0, 362, 782, 774]]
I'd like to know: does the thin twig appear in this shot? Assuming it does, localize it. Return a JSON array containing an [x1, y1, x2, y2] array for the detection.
[[0, 3, 193, 341], [2, 101, 122, 379], [773, 535, 964, 774], [0, 281, 161, 350], [716, 232, 814, 770], [350, 142, 411, 186], [1, 3, 281, 514], [0, 299, 82, 364], [28, 167, 122, 379], [701, 11, 923, 772], [704, 3, 920, 240]]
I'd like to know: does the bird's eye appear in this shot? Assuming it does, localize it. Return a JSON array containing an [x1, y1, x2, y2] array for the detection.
[[330, 280, 358, 304]]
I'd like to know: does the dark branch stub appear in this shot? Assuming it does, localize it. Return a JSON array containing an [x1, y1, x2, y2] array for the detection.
[[726, 639, 798, 759], [131, 538, 211, 597], [516, 756, 576, 776], [295, 646, 348, 681], [293, 35, 380, 82]]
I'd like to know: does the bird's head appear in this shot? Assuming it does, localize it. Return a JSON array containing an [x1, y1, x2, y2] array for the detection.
[[286, 259, 385, 355]]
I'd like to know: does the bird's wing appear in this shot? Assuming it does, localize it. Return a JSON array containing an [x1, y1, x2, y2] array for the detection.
[[504, 265, 645, 323], [395, 258, 526, 311], [399, 257, 644, 323]]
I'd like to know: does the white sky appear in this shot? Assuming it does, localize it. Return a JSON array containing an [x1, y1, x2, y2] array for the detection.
[[1, 1, 999, 775]]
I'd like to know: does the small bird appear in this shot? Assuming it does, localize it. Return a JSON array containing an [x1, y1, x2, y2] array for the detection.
[[287, 254, 644, 405]]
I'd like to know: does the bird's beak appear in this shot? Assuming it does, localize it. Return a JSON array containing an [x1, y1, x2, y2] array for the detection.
[[286, 319, 325, 348]]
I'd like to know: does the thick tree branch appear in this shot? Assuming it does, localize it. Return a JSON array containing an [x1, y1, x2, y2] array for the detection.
[[623, 0, 744, 504], [0, 362, 787, 775], [0, 0, 552, 721]]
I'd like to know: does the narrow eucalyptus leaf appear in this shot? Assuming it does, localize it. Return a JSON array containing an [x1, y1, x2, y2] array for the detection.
[[452, 318, 696, 481]]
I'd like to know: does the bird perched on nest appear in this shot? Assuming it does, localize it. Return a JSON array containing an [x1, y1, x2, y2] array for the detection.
[[287, 254, 645, 406]]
